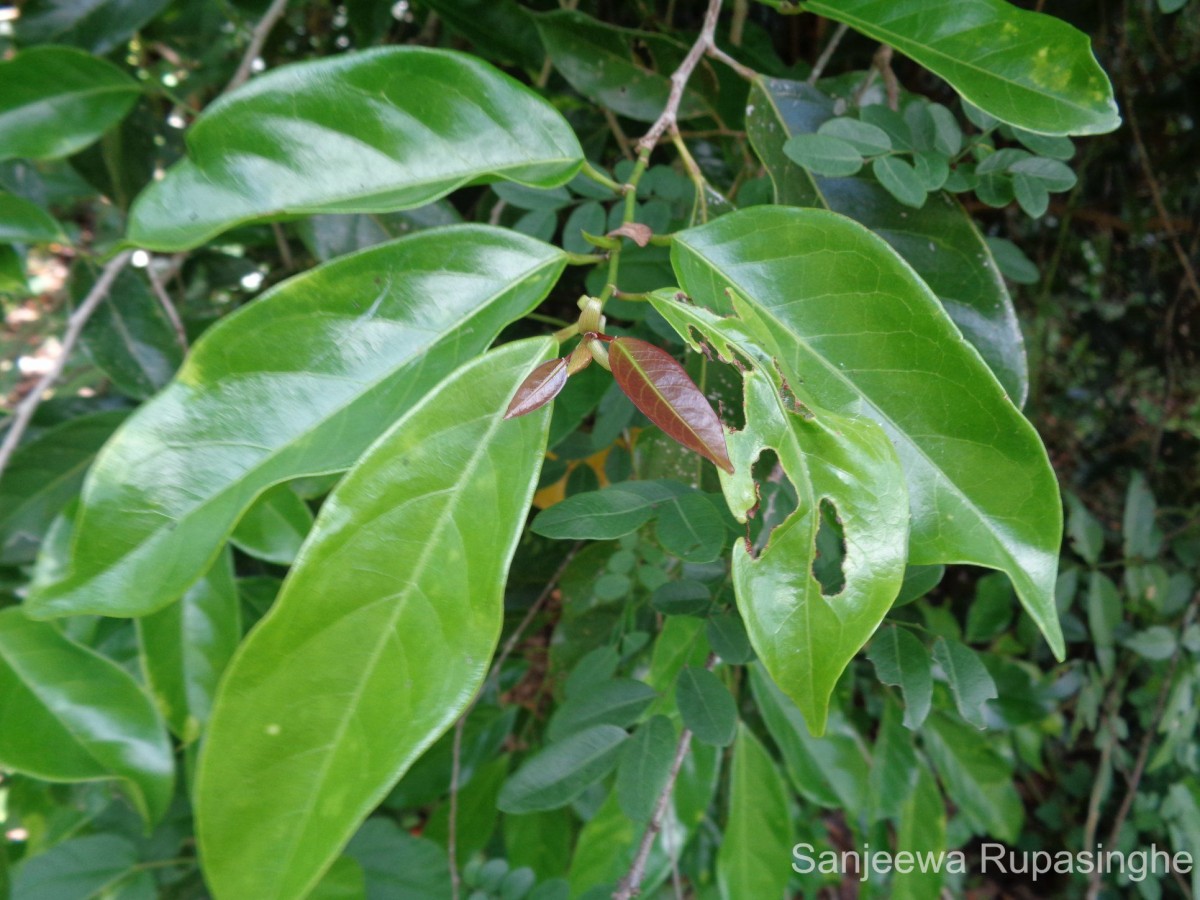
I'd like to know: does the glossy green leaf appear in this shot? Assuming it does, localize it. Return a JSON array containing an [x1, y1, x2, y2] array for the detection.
[[676, 666, 736, 746], [867, 625, 932, 730], [15, 0, 172, 53], [921, 712, 1023, 841], [11, 834, 153, 900], [672, 206, 1064, 659], [535, 11, 718, 123], [137, 548, 240, 743], [0, 192, 64, 243], [229, 483, 314, 566], [817, 117, 892, 155], [609, 337, 733, 474], [421, 0, 544, 70], [0, 410, 125, 565], [0, 245, 28, 294], [616, 715, 677, 822], [126, 48, 583, 251], [74, 263, 184, 400], [0, 46, 139, 161], [717, 725, 791, 900], [748, 78, 1029, 403], [931, 637, 997, 728], [27, 226, 565, 619], [547, 678, 657, 741], [498, 724, 629, 815], [718, 365, 908, 731], [782, 133, 864, 177], [803, 0, 1120, 136], [0, 607, 173, 825], [195, 338, 556, 900], [749, 665, 871, 815]]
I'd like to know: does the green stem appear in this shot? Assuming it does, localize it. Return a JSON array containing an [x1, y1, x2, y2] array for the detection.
[[601, 148, 653, 305], [565, 251, 606, 265], [580, 160, 624, 194]]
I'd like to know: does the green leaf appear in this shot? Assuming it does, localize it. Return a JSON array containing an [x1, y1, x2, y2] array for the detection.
[[1123, 626, 1177, 661], [1158, 0, 1190, 12], [651, 580, 711, 616], [505, 809, 574, 881], [676, 666, 736, 747], [194, 338, 556, 900], [892, 762, 946, 900], [308, 857, 367, 900], [1012, 173, 1050, 218], [1065, 493, 1104, 565], [547, 678, 657, 741], [498, 724, 629, 815], [137, 547, 240, 743], [671, 206, 1064, 659], [532, 480, 687, 540], [296, 202, 462, 262], [27, 226, 565, 619], [927, 103, 964, 156], [230, 482, 314, 566], [535, 11, 719, 123], [868, 697, 918, 822], [655, 493, 729, 563], [1086, 571, 1120, 675], [931, 637, 998, 728], [1123, 471, 1163, 559], [74, 263, 183, 400], [749, 78, 1029, 404], [817, 117, 892, 155], [126, 48, 583, 251], [706, 612, 754, 665], [616, 715, 677, 822], [609, 337, 733, 474], [749, 665, 871, 814], [0, 410, 125, 565], [11, 834, 153, 900], [15, 0, 173, 54], [345, 820, 451, 900], [1010, 156, 1077, 191], [867, 625, 932, 730], [984, 236, 1039, 284], [0, 192, 64, 244], [423, 756, 509, 864], [716, 726, 791, 900], [420, 0, 544, 70], [782, 133, 864, 177], [804, 0, 1120, 136], [873, 155, 928, 208], [921, 712, 1023, 841], [0, 607, 173, 825], [566, 790, 678, 897], [0, 46, 140, 161]]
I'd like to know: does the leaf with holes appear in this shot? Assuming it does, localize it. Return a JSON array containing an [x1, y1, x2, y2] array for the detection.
[[195, 338, 555, 900], [671, 207, 1064, 661], [608, 337, 733, 474], [506, 358, 569, 419], [126, 48, 583, 251]]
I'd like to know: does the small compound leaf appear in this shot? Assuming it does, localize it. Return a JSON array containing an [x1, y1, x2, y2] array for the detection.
[[126, 48, 583, 251], [817, 117, 892, 155], [717, 726, 791, 900], [498, 725, 629, 814], [195, 339, 556, 900], [547, 679, 658, 742], [676, 666, 736, 747], [782, 133, 864, 177], [11, 834, 152, 900], [0, 607, 174, 825], [506, 358, 569, 419], [0, 46, 140, 161], [931, 637, 998, 728], [616, 715, 677, 822], [873, 155, 927, 208], [609, 337, 733, 474]]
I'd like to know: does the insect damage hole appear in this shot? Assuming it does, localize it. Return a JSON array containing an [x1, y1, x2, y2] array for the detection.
[[746, 451, 798, 558], [811, 498, 847, 596]]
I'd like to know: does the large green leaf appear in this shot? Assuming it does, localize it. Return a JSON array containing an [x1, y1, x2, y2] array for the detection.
[[717, 725, 791, 900], [0, 192, 65, 244], [671, 206, 1064, 658], [0, 46, 140, 161], [0, 607, 173, 825], [27, 226, 565, 619], [15, 0, 173, 54], [194, 338, 555, 900], [800, 0, 1120, 135], [11, 834, 154, 900], [137, 547, 240, 743], [0, 410, 126, 565], [747, 77, 1028, 403], [126, 48, 584, 251]]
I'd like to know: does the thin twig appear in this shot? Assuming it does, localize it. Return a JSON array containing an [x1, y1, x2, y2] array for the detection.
[[639, 0, 726, 152], [146, 255, 188, 352], [807, 22, 848, 84], [603, 108, 636, 161], [226, 0, 290, 93], [0, 251, 133, 480], [448, 717, 466, 900], [705, 44, 756, 82], [271, 222, 295, 272]]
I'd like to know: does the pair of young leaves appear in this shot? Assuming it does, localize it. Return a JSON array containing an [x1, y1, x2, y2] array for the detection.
[[506, 333, 734, 474]]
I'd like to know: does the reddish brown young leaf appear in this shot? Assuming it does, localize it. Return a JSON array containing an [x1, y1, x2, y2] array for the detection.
[[504, 357, 568, 419], [609, 337, 734, 473]]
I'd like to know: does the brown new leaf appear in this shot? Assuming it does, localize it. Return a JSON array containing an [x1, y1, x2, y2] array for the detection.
[[607, 223, 653, 248], [505, 357, 568, 419], [608, 337, 733, 473]]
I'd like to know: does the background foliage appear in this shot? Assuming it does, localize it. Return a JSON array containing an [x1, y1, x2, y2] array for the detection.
[[0, 1, 1197, 898]]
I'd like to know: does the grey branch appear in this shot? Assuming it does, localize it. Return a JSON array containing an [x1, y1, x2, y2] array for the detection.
[[226, 0, 291, 93]]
